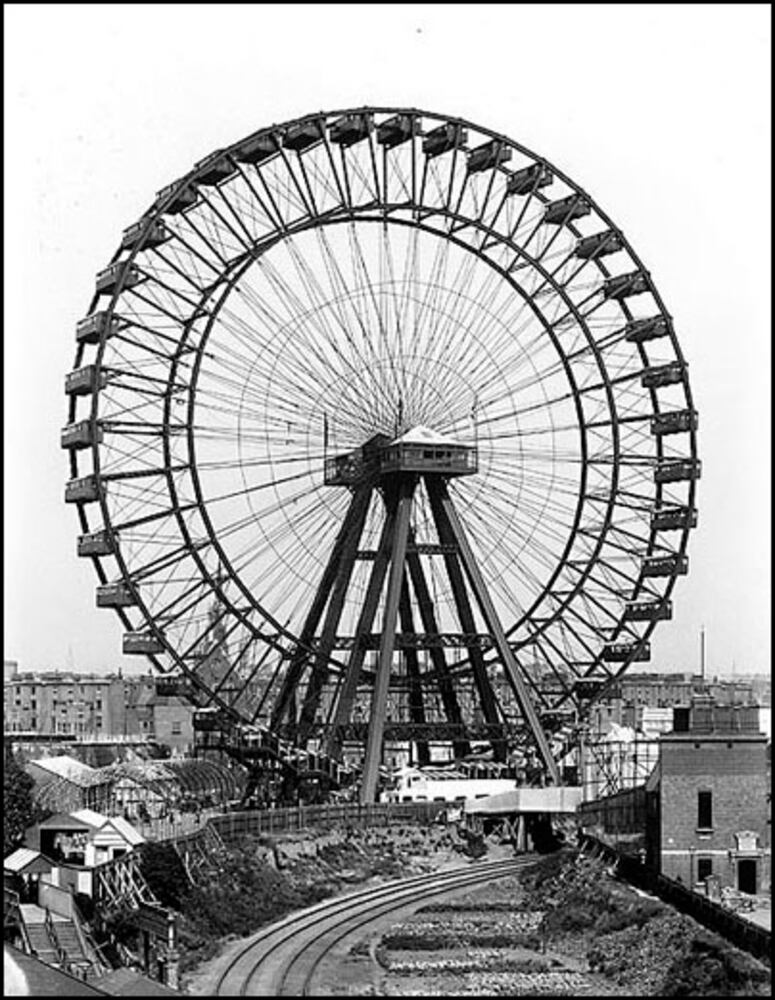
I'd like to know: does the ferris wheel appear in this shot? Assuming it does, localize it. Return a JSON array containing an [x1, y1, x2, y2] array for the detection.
[[63, 107, 699, 798]]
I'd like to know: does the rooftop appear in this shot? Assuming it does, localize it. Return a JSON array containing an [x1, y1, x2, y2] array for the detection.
[[391, 425, 468, 447], [3, 848, 55, 875], [28, 755, 102, 786]]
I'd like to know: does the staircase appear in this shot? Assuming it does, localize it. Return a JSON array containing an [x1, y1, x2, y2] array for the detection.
[[54, 918, 92, 977], [19, 905, 59, 964], [18, 902, 103, 980]]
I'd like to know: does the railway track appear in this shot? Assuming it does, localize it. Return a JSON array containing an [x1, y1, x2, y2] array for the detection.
[[213, 856, 534, 996]]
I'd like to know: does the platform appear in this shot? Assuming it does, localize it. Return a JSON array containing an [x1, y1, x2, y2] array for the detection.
[[464, 786, 583, 815]]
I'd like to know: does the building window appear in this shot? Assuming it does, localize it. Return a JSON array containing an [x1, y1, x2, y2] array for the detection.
[[697, 790, 713, 830], [171, 721, 182, 735], [697, 857, 713, 882]]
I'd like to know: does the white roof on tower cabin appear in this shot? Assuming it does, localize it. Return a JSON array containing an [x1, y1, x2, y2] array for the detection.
[[391, 425, 467, 447]]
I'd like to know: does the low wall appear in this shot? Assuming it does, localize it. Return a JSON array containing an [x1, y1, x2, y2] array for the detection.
[[38, 879, 73, 918]]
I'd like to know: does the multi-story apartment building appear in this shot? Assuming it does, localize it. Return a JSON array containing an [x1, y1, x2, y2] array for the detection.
[[3, 669, 191, 750], [616, 671, 763, 708], [588, 672, 767, 735]]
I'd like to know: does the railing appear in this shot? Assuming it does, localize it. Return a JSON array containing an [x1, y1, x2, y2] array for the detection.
[[7, 893, 35, 956], [43, 906, 69, 969], [4, 886, 23, 933], [580, 834, 771, 964], [42, 882, 106, 978]]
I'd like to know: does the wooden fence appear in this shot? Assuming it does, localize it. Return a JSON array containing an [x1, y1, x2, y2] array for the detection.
[[207, 800, 443, 841]]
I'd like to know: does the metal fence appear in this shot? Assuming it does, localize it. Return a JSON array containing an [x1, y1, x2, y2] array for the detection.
[[581, 834, 771, 964]]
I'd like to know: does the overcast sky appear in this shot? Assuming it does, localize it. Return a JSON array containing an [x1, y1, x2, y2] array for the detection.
[[4, 4, 770, 678]]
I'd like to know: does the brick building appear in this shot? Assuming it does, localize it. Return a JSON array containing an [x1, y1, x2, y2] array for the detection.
[[657, 699, 769, 893]]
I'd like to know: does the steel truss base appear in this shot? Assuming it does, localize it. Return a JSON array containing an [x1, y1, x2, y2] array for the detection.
[[270, 471, 559, 801]]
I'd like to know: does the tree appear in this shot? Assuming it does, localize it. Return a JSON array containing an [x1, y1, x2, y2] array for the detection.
[[4, 753, 40, 856]]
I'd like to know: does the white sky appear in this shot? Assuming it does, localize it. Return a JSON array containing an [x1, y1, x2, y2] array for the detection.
[[4, 4, 771, 678]]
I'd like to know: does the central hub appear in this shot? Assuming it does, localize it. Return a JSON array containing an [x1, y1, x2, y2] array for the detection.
[[324, 425, 478, 486]]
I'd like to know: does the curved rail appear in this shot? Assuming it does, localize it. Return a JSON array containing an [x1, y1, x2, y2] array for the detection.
[[214, 857, 533, 996]]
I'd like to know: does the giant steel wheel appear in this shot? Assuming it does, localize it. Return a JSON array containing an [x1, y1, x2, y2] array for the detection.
[[63, 107, 699, 799]]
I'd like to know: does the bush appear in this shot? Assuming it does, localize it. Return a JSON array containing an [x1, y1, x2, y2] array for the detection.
[[179, 846, 309, 938], [593, 897, 665, 935], [138, 842, 189, 910], [588, 912, 771, 997], [662, 932, 771, 997]]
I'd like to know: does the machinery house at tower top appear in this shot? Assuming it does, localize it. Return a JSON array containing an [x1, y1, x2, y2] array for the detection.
[[324, 426, 478, 487]]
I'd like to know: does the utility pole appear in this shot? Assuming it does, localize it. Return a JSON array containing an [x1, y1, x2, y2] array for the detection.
[[700, 625, 706, 682]]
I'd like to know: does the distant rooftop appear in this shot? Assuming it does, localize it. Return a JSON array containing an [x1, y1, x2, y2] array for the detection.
[[5, 670, 156, 684]]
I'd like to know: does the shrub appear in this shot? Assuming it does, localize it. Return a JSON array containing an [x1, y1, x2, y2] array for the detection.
[[138, 842, 189, 910], [593, 896, 664, 935], [179, 845, 308, 938], [662, 931, 771, 997]]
